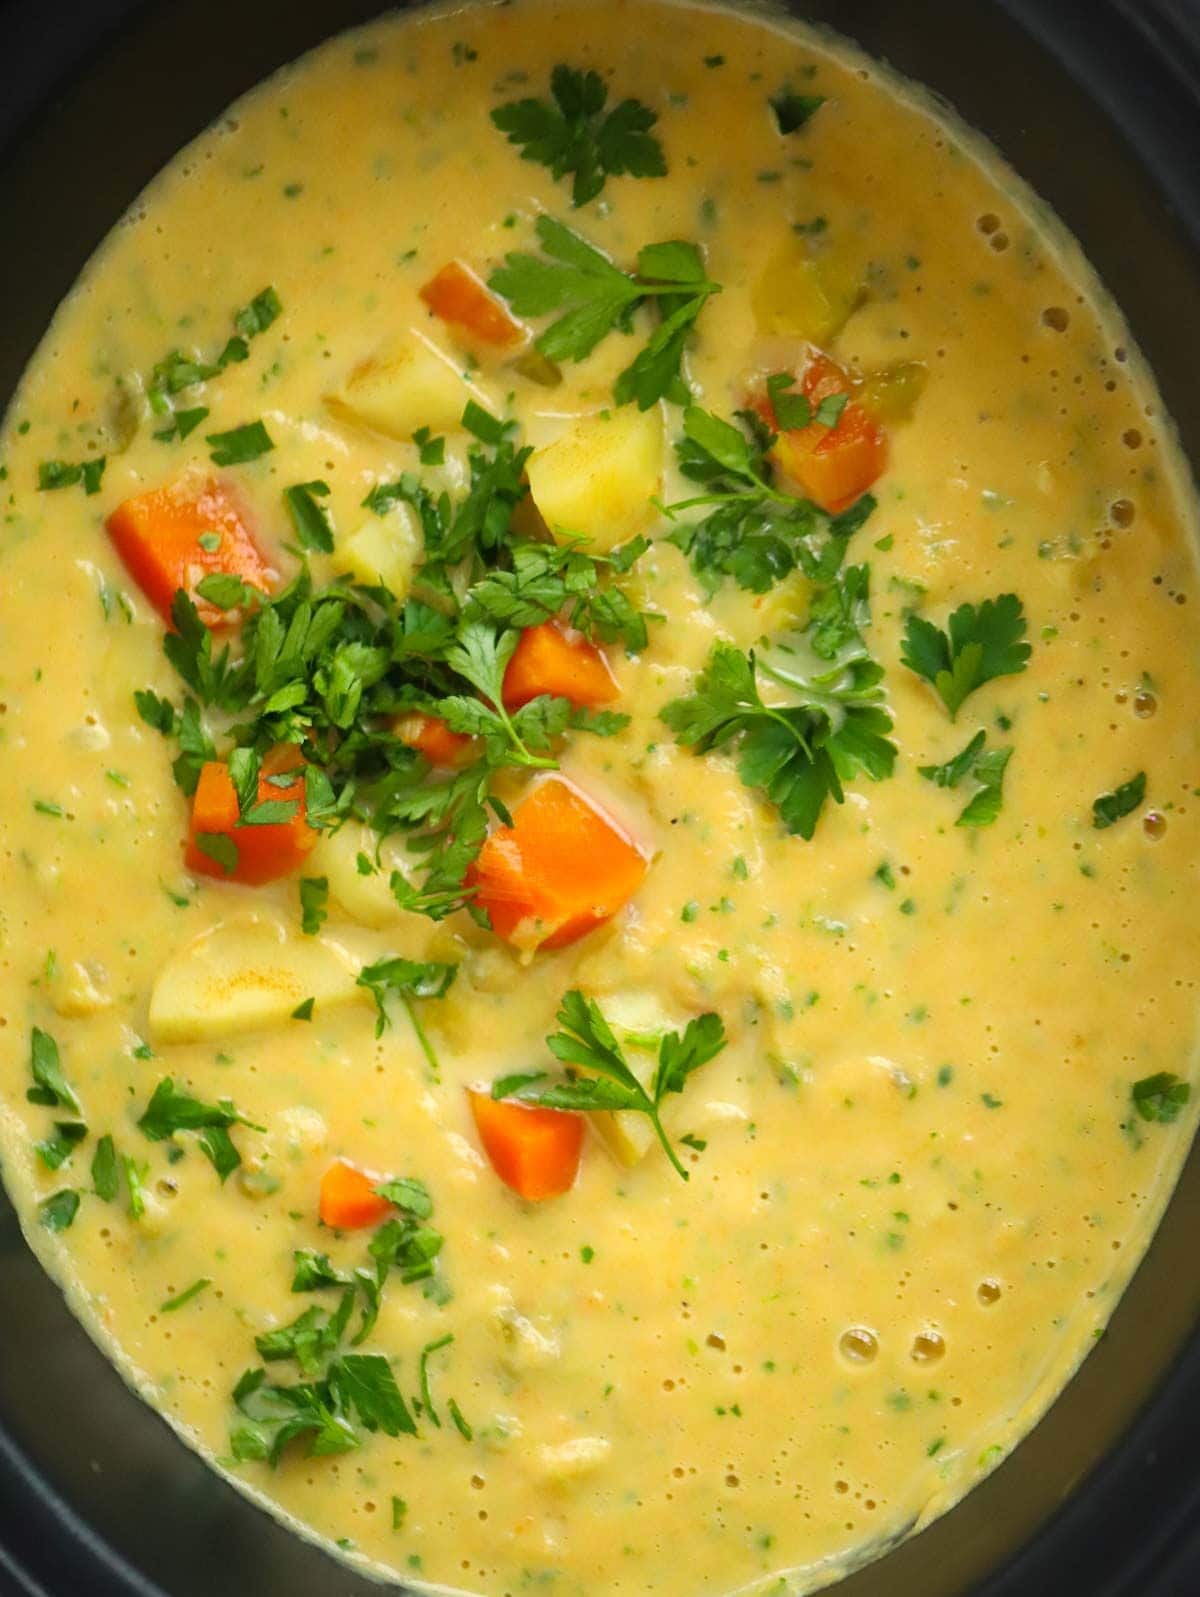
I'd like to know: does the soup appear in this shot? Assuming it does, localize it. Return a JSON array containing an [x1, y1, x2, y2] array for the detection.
[[1, 2, 1197, 1594]]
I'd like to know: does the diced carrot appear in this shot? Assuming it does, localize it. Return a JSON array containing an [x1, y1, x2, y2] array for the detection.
[[107, 476, 275, 627], [184, 752, 317, 886], [465, 775, 647, 952], [394, 711, 475, 768], [758, 351, 888, 514], [501, 621, 618, 711], [467, 1089, 584, 1200], [420, 261, 525, 351], [319, 1159, 392, 1230]]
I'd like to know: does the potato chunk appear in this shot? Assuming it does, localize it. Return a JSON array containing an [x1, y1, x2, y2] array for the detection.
[[752, 236, 867, 345], [148, 914, 362, 1044], [325, 329, 495, 440], [526, 406, 663, 552], [307, 820, 413, 931], [335, 503, 422, 598]]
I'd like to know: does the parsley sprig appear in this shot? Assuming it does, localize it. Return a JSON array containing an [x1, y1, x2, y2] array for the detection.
[[491, 65, 666, 208], [901, 594, 1030, 718], [489, 217, 720, 409], [665, 404, 876, 594], [662, 565, 896, 839], [495, 990, 726, 1180]]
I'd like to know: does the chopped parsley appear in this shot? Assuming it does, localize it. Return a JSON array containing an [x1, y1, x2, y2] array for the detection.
[[770, 89, 826, 135], [161, 1278, 212, 1313], [26, 1027, 81, 1113], [1131, 1072, 1190, 1124], [137, 1078, 263, 1183], [283, 481, 335, 553], [664, 403, 875, 594], [298, 875, 329, 936], [489, 217, 720, 409], [1093, 771, 1146, 830], [493, 989, 726, 1180], [91, 1135, 120, 1201], [39, 1190, 80, 1232], [662, 565, 896, 839], [919, 730, 1012, 828], [206, 420, 275, 466], [37, 456, 106, 495], [491, 64, 666, 207], [138, 404, 642, 920], [901, 594, 1031, 718]]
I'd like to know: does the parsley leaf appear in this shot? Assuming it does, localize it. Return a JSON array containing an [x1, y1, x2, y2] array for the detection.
[[207, 420, 275, 466], [1093, 771, 1146, 830], [665, 404, 874, 594], [137, 1078, 262, 1182], [770, 89, 826, 135], [39, 1190, 80, 1232], [662, 565, 896, 838], [37, 457, 106, 495], [26, 1027, 82, 1113], [35, 1122, 87, 1171], [491, 64, 666, 208], [919, 731, 1012, 828], [284, 481, 335, 554], [1132, 1072, 1190, 1124], [901, 594, 1031, 718], [299, 875, 329, 936], [489, 217, 719, 408], [91, 1134, 119, 1201], [499, 990, 726, 1180]]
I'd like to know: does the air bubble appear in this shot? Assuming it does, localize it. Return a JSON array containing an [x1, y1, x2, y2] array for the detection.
[[1110, 498, 1135, 528], [1143, 812, 1167, 841], [911, 1331, 946, 1364], [839, 1327, 878, 1364], [977, 1279, 1002, 1306], [1041, 307, 1069, 332]]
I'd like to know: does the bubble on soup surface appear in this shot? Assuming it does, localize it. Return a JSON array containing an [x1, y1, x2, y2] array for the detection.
[[838, 1327, 878, 1364]]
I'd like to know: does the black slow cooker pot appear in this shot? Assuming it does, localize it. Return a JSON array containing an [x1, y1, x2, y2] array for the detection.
[[1, 1, 1198, 1593]]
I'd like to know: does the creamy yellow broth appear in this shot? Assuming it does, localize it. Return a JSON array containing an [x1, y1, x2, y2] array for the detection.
[[2, 2, 1199, 1594]]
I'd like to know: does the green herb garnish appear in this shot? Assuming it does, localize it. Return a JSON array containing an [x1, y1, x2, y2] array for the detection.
[[664, 403, 875, 594], [901, 594, 1030, 718], [919, 730, 1013, 828], [489, 217, 719, 409], [1093, 771, 1146, 830], [206, 420, 275, 466], [495, 990, 726, 1180], [491, 64, 666, 208], [662, 565, 895, 838]]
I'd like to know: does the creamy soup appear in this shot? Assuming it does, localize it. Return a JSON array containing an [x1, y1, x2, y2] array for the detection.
[[1, 2, 1198, 1594]]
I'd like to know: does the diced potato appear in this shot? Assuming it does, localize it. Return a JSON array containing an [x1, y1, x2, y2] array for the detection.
[[148, 914, 363, 1044], [49, 959, 112, 1018], [307, 820, 414, 931], [335, 503, 422, 597], [325, 328, 496, 440], [490, 1297, 561, 1374], [857, 360, 929, 423], [752, 236, 867, 345], [534, 1436, 612, 1484], [526, 406, 663, 552]]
